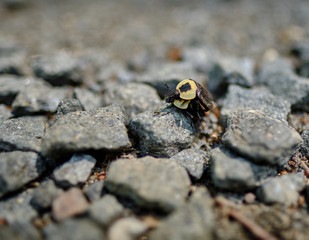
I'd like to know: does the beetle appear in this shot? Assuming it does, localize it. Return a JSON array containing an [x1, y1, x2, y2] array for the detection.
[[165, 79, 215, 118]]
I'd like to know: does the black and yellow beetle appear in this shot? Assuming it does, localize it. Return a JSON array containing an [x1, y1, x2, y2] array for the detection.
[[165, 79, 215, 118]]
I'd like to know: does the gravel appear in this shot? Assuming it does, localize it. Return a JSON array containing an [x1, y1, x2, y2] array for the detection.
[[84, 180, 104, 203], [73, 88, 102, 111], [300, 129, 309, 159], [56, 99, 83, 119], [0, 104, 12, 122]]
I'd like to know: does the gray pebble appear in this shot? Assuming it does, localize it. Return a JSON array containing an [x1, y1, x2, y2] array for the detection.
[[84, 180, 104, 202], [0, 221, 41, 240], [222, 110, 302, 166], [0, 116, 46, 152], [171, 148, 209, 180], [0, 52, 27, 76], [43, 218, 105, 240], [97, 62, 135, 84], [53, 154, 96, 188], [32, 51, 84, 86], [0, 74, 28, 105], [105, 156, 191, 213], [102, 82, 161, 121], [0, 151, 45, 197], [73, 88, 102, 111], [257, 173, 306, 206], [210, 147, 277, 192], [220, 85, 291, 126], [56, 99, 83, 119], [88, 194, 124, 227], [150, 187, 214, 240], [300, 130, 309, 159], [129, 104, 195, 157], [41, 105, 131, 158], [0, 104, 12, 122]]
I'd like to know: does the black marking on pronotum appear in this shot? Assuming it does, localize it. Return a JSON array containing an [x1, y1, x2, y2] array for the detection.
[[179, 82, 192, 93]]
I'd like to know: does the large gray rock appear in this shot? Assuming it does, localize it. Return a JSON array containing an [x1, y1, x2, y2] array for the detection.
[[210, 147, 277, 192], [257, 173, 306, 206], [150, 187, 214, 240], [88, 194, 124, 227], [0, 151, 45, 197], [171, 148, 209, 180], [102, 82, 161, 120], [32, 51, 84, 86], [73, 88, 102, 111], [220, 85, 291, 125], [222, 110, 302, 166], [41, 105, 131, 158], [0, 116, 46, 152], [129, 104, 195, 158], [53, 154, 96, 188], [105, 156, 191, 213], [43, 218, 105, 240]]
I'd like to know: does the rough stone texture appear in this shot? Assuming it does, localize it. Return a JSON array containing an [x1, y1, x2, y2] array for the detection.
[[31, 179, 63, 211], [257, 173, 306, 206], [0, 151, 45, 197], [88, 194, 124, 227], [0, 221, 41, 240], [97, 62, 135, 85], [171, 148, 209, 180], [84, 180, 104, 203], [222, 110, 303, 165], [102, 82, 161, 120], [150, 187, 214, 240], [53, 154, 96, 188], [105, 156, 191, 213], [0, 104, 12, 122], [300, 129, 309, 159], [210, 147, 277, 192], [12, 79, 68, 116], [73, 88, 102, 111], [108, 217, 148, 240], [43, 218, 105, 240], [0, 189, 38, 223], [52, 188, 89, 222], [220, 85, 291, 125], [0, 116, 46, 152], [41, 105, 131, 158], [129, 104, 195, 158], [56, 99, 83, 119], [32, 51, 84, 86]]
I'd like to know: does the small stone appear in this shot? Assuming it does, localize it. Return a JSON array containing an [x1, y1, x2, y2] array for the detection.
[[222, 110, 303, 165], [32, 51, 84, 86], [105, 156, 191, 213], [0, 151, 45, 197], [12, 79, 68, 116], [220, 85, 291, 125], [31, 180, 63, 211], [0, 74, 28, 105], [41, 105, 131, 158], [0, 116, 46, 152], [97, 62, 135, 84], [52, 188, 89, 222], [108, 217, 148, 240], [73, 88, 102, 111], [244, 193, 256, 204], [257, 173, 306, 206], [56, 99, 83, 119], [171, 148, 209, 180], [0, 104, 12, 122], [300, 130, 309, 159], [43, 218, 105, 240], [150, 187, 214, 240], [102, 82, 161, 120], [84, 180, 104, 202], [129, 104, 195, 157], [88, 194, 124, 227], [53, 154, 96, 188], [210, 147, 277, 192], [0, 52, 27, 76], [0, 221, 41, 240]]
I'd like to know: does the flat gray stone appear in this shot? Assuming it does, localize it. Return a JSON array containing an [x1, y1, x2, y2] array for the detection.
[[220, 85, 291, 125], [105, 156, 191, 213], [84, 180, 104, 202], [43, 218, 105, 240], [0, 116, 46, 152], [150, 187, 214, 240], [53, 154, 96, 188], [257, 173, 306, 206], [56, 99, 83, 120], [73, 88, 102, 111], [88, 194, 124, 227], [0, 104, 12, 122], [0, 151, 45, 197], [129, 104, 195, 158], [210, 147, 277, 192], [171, 148, 209, 180], [222, 110, 303, 165], [41, 105, 131, 158], [102, 82, 161, 120]]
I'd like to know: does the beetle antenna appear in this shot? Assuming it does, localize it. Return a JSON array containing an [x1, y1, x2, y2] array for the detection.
[[164, 82, 172, 92]]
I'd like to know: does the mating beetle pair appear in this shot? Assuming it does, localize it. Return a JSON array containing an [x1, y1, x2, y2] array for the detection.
[[165, 79, 215, 119]]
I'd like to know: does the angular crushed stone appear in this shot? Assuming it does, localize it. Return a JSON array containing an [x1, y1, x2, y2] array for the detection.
[[73, 88, 102, 111]]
